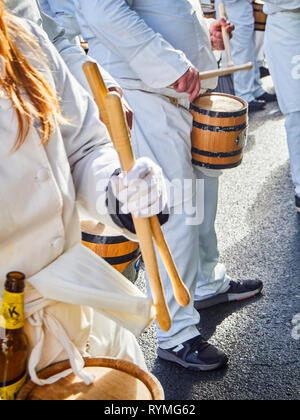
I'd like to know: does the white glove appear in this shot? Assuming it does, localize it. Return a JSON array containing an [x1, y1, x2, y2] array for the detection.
[[110, 157, 168, 219]]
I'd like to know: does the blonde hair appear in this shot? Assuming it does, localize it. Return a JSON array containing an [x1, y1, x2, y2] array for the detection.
[[0, 1, 61, 150]]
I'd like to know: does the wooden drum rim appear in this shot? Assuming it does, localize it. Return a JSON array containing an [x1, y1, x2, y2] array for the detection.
[[17, 358, 164, 401], [190, 93, 248, 119]]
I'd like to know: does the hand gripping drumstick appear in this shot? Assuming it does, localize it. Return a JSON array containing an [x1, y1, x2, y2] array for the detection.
[[171, 63, 253, 89], [105, 93, 172, 332], [83, 62, 190, 311], [219, 2, 234, 67], [83, 63, 171, 331]]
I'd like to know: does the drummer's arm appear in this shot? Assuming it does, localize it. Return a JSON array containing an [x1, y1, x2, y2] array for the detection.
[[37, 23, 168, 236], [31, 23, 131, 234], [64, 78, 168, 235], [74, 0, 192, 89]]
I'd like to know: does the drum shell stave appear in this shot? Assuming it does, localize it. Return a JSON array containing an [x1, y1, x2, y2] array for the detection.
[[201, 3, 216, 19], [252, 1, 267, 31], [82, 232, 140, 273]]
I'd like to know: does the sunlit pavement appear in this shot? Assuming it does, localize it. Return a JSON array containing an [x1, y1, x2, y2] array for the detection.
[[137, 75, 300, 400]]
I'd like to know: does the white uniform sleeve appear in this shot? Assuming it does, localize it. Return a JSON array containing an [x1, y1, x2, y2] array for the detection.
[[31, 22, 136, 235], [74, 0, 192, 88], [55, 39, 121, 93], [37, 0, 121, 92]]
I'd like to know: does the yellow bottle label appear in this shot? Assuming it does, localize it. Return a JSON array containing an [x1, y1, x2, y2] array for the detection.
[[0, 291, 25, 330], [0, 373, 27, 401]]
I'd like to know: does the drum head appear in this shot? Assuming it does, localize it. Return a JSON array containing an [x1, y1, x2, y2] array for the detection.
[[17, 358, 164, 401], [194, 93, 246, 114]]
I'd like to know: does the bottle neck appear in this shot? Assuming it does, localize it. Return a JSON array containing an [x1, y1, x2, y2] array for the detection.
[[0, 289, 25, 331]]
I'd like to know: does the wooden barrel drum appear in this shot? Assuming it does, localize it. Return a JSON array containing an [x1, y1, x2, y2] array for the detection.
[[81, 221, 141, 274], [253, 1, 267, 31], [201, 3, 216, 19], [190, 93, 248, 170], [17, 358, 164, 400]]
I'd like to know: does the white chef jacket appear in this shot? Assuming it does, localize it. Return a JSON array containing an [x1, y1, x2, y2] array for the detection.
[[5, 0, 120, 93], [0, 19, 154, 377], [4, 0, 42, 23], [72, 0, 218, 96], [264, 0, 300, 13]]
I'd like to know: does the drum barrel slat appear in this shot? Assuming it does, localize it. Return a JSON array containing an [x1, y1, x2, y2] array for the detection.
[[253, 1, 267, 31]]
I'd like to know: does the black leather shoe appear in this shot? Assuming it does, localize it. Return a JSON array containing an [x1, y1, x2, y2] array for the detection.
[[296, 195, 300, 213], [157, 336, 228, 371], [248, 99, 266, 112], [194, 280, 263, 310], [260, 66, 270, 78], [256, 92, 277, 103]]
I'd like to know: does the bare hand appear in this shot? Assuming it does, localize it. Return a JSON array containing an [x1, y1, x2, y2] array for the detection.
[[172, 66, 201, 103], [120, 96, 133, 130], [106, 87, 134, 130], [209, 18, 235, 50]]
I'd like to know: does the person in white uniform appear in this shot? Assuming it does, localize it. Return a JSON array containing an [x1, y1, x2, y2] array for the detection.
[[5, 0, 134, 130], [264, 0, 300, 211], [215, 0, 276, 111], [0, 4, 168, 384], [57, 0, 264, 372]]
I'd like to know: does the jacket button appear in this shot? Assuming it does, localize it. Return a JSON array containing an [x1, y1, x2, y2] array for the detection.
[[51, 237, 65, 250], [36, 168, 50, 182]]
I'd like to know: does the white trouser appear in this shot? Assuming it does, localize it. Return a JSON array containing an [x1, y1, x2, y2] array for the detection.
[[124, 89, 230, 349], [215, 0, 265, 102], [254, 31, 265, 67], [285, 112, 300, 197], [264, 12, 300, 196]]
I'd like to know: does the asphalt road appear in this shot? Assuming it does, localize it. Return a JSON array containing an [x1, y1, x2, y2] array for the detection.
[[137, 75, 300, 401]]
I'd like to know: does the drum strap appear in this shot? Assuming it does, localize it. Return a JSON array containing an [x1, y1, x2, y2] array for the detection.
[[136, 89, 191, 110]]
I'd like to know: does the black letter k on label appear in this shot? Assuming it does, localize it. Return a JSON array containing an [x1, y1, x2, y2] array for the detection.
[[9, 306, 19, 319]]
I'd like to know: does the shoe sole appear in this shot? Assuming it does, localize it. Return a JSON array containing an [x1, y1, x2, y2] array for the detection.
[[157, 348, 228, 372], [194, 285, 263, 310]]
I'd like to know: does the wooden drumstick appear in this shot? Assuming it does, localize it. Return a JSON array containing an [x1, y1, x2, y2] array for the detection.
[[82, 62, 113, 136], [149, 216, 190, 307], [83, 61, 191, 308], [199, 62, 253, 80], [219, 2, 234, 67], [105, 92, 171, 332]]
